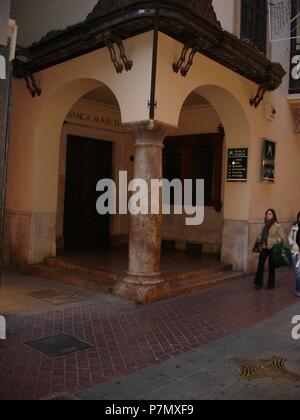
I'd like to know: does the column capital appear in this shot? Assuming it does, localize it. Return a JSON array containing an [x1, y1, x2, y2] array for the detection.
[[122, 120, 177, 147]]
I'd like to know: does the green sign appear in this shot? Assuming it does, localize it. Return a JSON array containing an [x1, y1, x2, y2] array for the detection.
[[227, 148, 248, 182], [262, 139, 276, 183]]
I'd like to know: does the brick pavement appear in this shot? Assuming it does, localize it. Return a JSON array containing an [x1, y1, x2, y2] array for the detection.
[[0, 268, 298, 400]]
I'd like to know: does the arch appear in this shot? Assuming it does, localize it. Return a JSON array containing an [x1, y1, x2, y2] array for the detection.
[[178, 84, 252, 147], [177, 84, 253, 271], [177, 83, 252, 218], [32, 78, 122, 213]]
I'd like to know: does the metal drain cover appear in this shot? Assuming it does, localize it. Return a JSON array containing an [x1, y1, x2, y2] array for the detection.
[[25, 334, 92, 358], [231, 357, 300, 382]]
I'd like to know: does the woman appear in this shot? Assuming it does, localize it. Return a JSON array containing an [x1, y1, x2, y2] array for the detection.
[[288, 212, 300, 297], [254, 209, 284, 290]]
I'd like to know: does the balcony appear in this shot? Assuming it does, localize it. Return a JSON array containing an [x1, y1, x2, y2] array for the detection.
[[13, 0, 285, 96]]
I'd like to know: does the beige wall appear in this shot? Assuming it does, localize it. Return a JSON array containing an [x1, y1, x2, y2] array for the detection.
[[155, 32, 253, 223], [5, 29, 300, 272], [155, 32, 300, 270], [7, 31, 153, 214], [57, 99, 225, 254], [5, 32, 154, 266], [212, 0, 238, 34], [155, 32, 300, 222]]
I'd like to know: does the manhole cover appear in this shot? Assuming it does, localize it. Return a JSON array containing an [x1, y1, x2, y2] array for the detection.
[[231, 357, 300, 382], [25, 334, 92, 358]]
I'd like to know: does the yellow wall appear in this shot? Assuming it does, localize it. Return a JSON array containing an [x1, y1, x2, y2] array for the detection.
[[155, 32, 300, 224], [5, 30, 300, 270], [6, 32, 154, 214]]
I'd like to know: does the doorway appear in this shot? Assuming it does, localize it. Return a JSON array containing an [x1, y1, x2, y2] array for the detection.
[[64, 135, 113, 248]]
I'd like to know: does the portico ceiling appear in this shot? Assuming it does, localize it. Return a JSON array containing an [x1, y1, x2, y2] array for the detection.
[[13, 0, 286, 94]]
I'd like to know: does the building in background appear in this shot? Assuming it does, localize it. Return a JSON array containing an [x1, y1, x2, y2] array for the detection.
[[3, 0, 300, 303]]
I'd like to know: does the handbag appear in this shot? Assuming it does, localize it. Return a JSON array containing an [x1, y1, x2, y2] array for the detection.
[[272, 243, 293, 269], [252, 240, 263, 254]]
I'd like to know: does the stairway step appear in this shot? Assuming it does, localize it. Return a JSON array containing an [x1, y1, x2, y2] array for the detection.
[[23, 264, 119, 294], [167, 271, 246, 298], [45, 257, 120, 282], [165, 263, 232, 283]]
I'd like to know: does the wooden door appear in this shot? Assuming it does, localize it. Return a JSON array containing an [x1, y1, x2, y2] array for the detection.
[[64, 135, 113, 248]]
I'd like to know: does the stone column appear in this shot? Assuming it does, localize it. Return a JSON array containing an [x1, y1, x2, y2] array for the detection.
[[115, 121, 173, 303]]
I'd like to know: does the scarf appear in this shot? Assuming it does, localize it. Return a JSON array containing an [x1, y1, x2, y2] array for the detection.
[[261, 220, 275, 245]]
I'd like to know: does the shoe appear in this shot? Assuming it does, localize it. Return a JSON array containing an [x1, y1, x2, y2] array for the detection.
[[295, 292, 300, 298], [265, 285, 275, 290]]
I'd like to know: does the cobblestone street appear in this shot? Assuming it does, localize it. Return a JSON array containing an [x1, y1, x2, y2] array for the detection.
[[0, 269, 299, 400]]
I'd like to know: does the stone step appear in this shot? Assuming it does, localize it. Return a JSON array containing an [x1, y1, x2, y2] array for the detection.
[[22, 260, 242, 303], [41, 257, 232, 286], [164, 263, 233, 283], [166, 271, 246, 298], [45, 257, 121, 282], [23, 264, 119, 295]]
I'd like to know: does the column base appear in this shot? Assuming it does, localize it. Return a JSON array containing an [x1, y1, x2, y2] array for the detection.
[[124, 271, 165, 286], [115, 276, 170, 304]]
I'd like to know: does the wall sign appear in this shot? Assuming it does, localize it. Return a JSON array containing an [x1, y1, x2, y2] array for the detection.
[[262, 139, 276, 183], [227, 148, 248, 182], [290, 52, 300, 94], [66, 102, 121, 131]]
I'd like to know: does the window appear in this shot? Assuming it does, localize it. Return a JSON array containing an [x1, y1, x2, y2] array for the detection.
[[241, 0, 268, 54], [163, 134, 224, 209], [292, 0, 300, 49]]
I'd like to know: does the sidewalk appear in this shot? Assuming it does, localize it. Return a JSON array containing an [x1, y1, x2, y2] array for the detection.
[[0, 268, 299, 400], [74, 303, 300, 400]]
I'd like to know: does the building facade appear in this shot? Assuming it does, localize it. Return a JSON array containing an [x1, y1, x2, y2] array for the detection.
[[4, 0, 300, 302], [0, 0, 17, 271]]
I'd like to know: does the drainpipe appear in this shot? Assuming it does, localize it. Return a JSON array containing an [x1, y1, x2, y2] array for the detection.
[[149, 1, 160, 120]]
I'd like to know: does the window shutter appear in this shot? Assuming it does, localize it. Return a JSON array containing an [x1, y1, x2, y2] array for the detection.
[[241, 0, 268, 54]]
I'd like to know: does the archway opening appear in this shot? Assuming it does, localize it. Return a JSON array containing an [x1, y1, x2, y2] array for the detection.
[[56, 84, 126, 252], [162, 90, 225, 259], [163, 84, 252, 272]]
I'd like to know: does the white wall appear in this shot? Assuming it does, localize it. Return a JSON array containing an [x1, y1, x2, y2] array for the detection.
[[11, 0, 98, 46], [213, 0, 237, 34]]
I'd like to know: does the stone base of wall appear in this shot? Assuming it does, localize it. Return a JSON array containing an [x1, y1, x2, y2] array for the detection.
[[3, 211, 56, 269], [222, 219, 294, 274], [222, 220, 249, 272]]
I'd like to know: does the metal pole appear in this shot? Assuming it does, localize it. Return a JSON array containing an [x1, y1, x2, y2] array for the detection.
[[149, 1, 160, 120]]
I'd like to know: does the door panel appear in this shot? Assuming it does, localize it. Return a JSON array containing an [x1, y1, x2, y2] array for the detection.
[[64, 136, 113, 248]]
